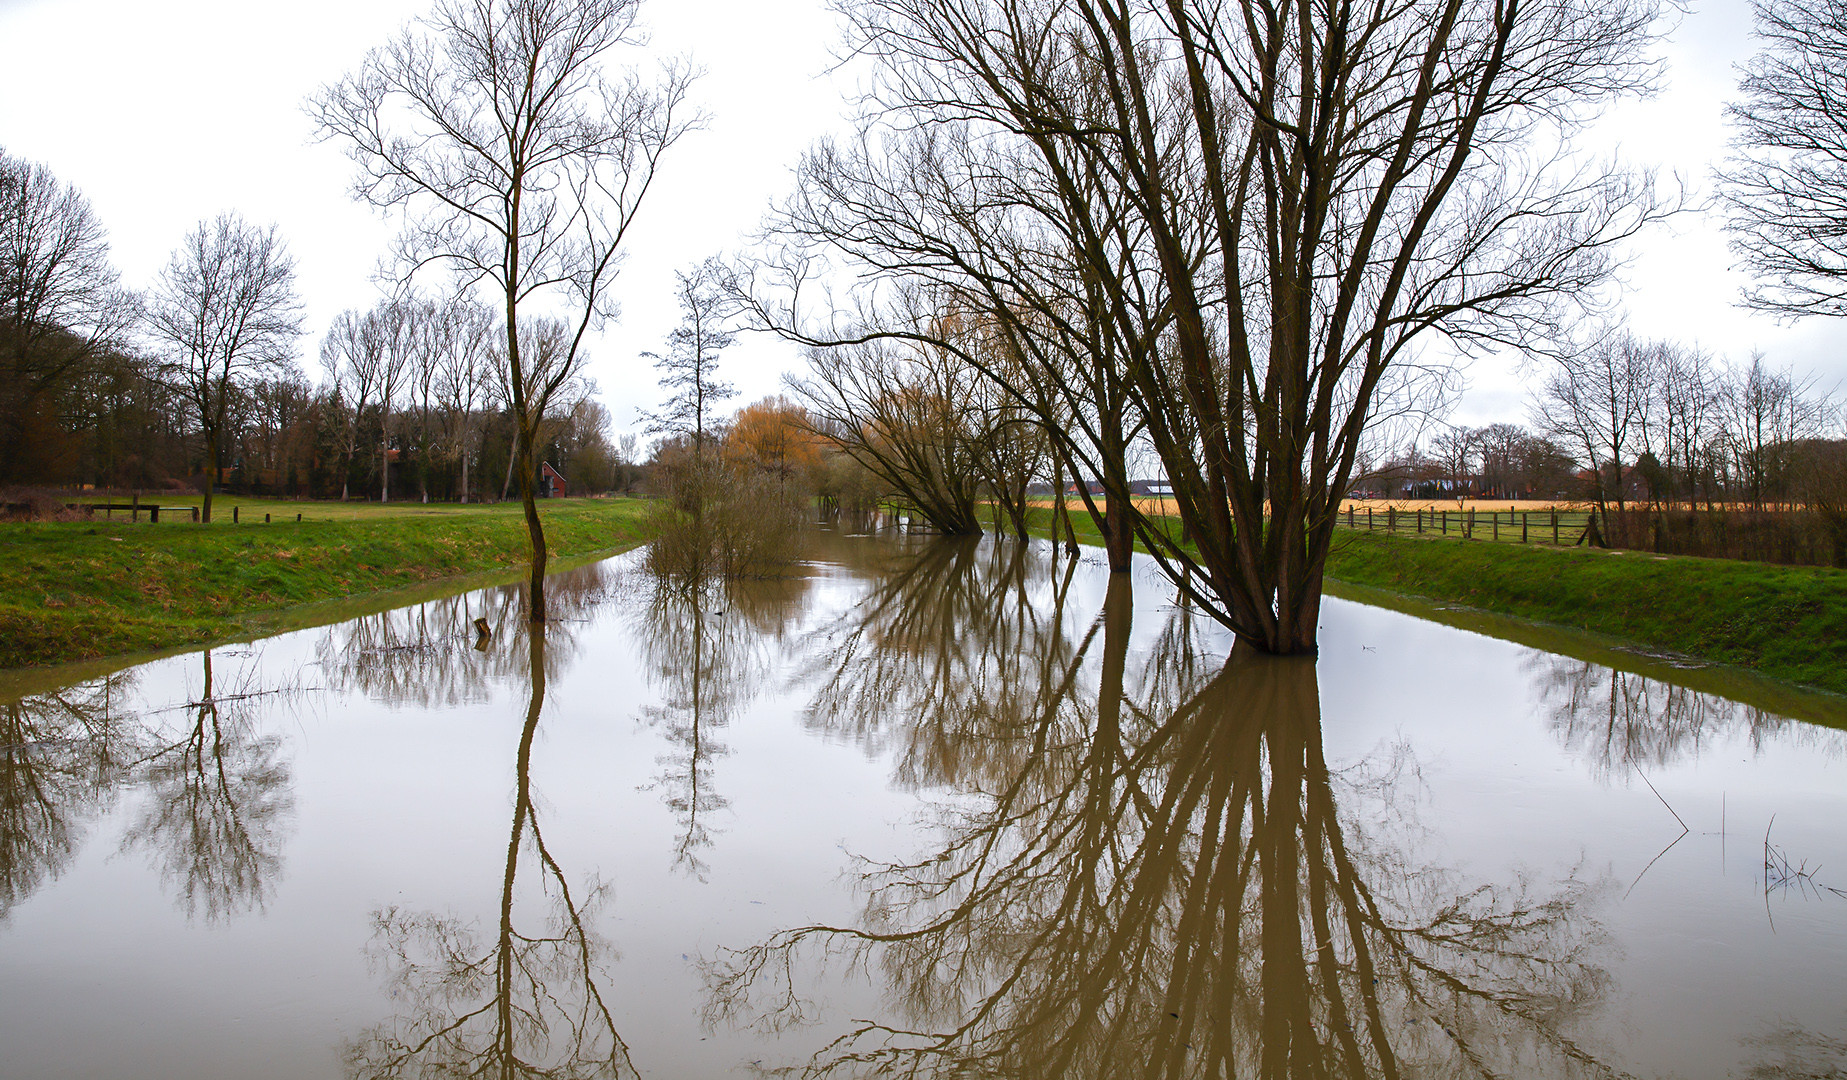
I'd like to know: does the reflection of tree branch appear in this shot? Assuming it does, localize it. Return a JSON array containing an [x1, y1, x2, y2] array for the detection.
[[0, 672, 139, 918], [119, 650, 294, 923], [711, 580, 1627, 1079], [346, 624, 633, 1080], [316, 562, 619, 709], [1528, 653, 1847, 776], [1740, 1021, 1847, 1079]]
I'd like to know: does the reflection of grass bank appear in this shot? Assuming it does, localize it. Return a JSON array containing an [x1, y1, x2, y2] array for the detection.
[[1022, 506, 1847, 697], [0, 499, 656, 669]]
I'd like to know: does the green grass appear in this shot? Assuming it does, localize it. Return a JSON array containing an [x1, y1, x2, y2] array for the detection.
[[0, 498, 657, 669], [1024, 505, 1847, 695]]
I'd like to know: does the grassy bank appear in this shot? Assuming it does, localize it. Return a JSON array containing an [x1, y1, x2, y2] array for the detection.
[[0, 498, 656, 669], [1024, 506, 1847, 695]]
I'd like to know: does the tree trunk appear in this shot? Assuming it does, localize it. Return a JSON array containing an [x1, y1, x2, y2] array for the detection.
[[515, 424, 547, 622], [1102, 493, 1133, 573], [202, 428, 217, 524], [380, 406, 390, 504]]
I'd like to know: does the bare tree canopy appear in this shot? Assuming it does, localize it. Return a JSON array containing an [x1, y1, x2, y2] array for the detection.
[[0, 147, 138, 482], [145, 213, 303, 524], [642, 257, 737, 448], [311, 0, 701, 621], [743, 0, 1668, 654], [1719, 0, 1847, 317]]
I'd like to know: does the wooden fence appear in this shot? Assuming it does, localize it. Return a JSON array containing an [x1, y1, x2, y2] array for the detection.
[[1336, 505, 1597, 547]]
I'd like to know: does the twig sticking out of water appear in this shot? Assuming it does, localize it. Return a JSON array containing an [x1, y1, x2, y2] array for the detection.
[[1764, 817, 1847, 901]]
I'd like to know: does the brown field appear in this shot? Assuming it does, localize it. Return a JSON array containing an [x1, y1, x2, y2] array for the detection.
[[1030, 496, 1590, 514]]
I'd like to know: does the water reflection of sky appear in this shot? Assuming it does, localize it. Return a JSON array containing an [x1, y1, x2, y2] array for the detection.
[[0, 531, 1842, 1079]]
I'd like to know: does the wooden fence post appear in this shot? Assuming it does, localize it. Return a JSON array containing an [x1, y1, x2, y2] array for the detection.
[[1388, 507, 1396, 532]]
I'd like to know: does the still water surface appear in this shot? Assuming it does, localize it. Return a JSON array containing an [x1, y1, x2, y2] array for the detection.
[[2, 531, 1844, 1078]]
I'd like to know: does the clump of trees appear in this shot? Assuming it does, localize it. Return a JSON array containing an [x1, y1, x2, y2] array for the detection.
[[642, 262, 817, 580], [1528, 330, 1846, 562], [736, 0, 1669, 654], [1, 146, 143, 486], [1, 144, 633, 505], [1532, 333, 1841, 515]]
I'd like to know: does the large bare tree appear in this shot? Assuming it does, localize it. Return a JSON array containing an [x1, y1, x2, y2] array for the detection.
[[1719, 0, 1847, 317], [0, 148, 137, 483], [746, 0, 1666, 654], [146, 213, 302, 524], [312, 0, 699, 621]]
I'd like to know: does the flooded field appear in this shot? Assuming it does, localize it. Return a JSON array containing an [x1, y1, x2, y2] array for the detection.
[[2, 530, 1844, 1079]]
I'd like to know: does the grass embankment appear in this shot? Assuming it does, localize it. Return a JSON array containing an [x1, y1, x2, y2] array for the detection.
[[0, 498, 656, 669], [1024, 505, 1847, 695]]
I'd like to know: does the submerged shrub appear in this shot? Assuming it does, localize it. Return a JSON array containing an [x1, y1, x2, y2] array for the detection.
[[645, 442, 805, 581]]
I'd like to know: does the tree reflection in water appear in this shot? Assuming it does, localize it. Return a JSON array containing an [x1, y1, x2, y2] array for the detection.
[[710, 545, 1626, 1079], [632, 560, 811, 877], [119, 649, 295, 923], [315, 563, 619, 709], [0, 671, 138, 919], [346, 622, 633, 1080], [0, 650, 294, 925], [1527, 654, 1847, 777]]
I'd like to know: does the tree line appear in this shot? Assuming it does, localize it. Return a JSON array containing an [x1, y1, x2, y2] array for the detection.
[[0, 149, 633, 515]]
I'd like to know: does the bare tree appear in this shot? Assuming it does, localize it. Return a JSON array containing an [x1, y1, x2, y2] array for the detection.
[[146, 213, 302, 523], [322, 309, 382, 502], [1532, 331, 1662, 520], [1475, 423, 1530, 500], [0, 148, 138, 483], [1719, 0, 1847, 317], [642, 257, 736, 450], [429, 299, 497, 502], [744, 0, 1666, 654], [1718, 353, 1835, 509], [312, 0, 700, 621], [790, 335, 989, 536], [1655, 343, 1724, 506], [1432, 426, 1483, 502], [492, 315, 596, 501], [372, 300, 419, 504]]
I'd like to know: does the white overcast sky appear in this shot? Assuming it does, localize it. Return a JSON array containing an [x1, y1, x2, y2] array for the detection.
[[0, 0, 1841, 441]]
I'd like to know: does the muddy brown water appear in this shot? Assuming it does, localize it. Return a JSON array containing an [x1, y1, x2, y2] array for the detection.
[[2, 530, 1844, 1079]]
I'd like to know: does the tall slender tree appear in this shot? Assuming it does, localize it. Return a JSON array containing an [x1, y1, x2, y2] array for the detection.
[[313, 0, 700, 621], [642, 258, 737, 451]]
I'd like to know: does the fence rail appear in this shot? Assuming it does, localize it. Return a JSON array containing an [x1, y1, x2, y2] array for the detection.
[[1336, 505, 1597, 547]]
